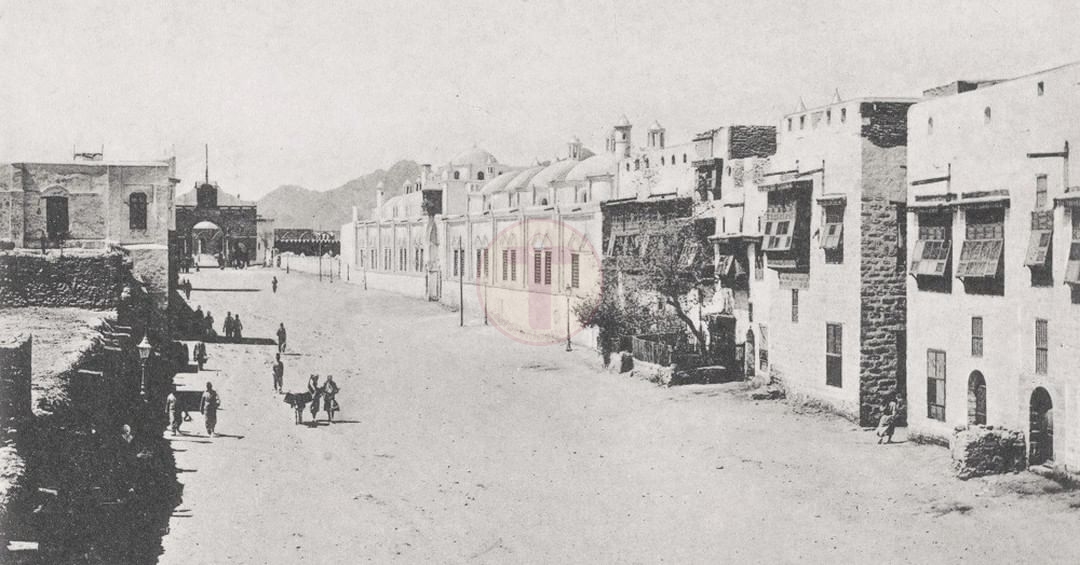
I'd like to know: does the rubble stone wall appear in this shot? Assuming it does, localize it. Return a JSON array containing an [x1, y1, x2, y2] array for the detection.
[[0, 251, 127, 308], [0, 335, 31, 424], [951, 425, 1027, 479]]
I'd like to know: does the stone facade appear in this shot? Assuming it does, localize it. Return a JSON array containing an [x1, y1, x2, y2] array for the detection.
[[0, 250, 127, 309], [175, 182, 259, 264], [951, 425, 1027, 479], [0, 335, 31, 425]]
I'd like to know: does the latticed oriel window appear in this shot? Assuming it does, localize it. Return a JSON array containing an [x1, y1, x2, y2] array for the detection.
[[1025, 210, 1054, 269], [762, 197, 796, 252], [927, 349, 947, 421], [821, 204, 844, 264], [971, 316, 983, 357], [910, 212, 953, 276], [1035, 319, 1049, 375], [956, 208, 1005, 279], [1066, 212, 1080, 285]]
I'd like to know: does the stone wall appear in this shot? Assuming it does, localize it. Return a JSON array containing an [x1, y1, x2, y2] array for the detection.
[[0, 335, 31, 425], [860, 101, 913, 149], [858, 197, 907, 427], [951, 425, 1027, 479], [728, 126, 777, 159], [0, 250, 127, 309]]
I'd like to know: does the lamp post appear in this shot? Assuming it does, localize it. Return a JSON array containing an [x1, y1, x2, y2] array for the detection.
[[565, 285, 573, 352], [137, 335, 152, 401], [458, 240, 465, 328]]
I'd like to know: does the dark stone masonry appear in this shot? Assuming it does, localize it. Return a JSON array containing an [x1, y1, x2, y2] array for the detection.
[[0, 335, 32, 425], [859, 197, 907, 428], [0, 251, 127, 309]]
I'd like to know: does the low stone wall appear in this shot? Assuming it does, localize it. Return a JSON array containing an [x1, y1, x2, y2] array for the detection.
[[951, 425, 1027, 479], [0, 335, 32, 425], [0, 250, 127, 309]]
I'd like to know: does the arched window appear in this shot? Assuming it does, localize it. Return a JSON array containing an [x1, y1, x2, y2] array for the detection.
[[928, 117, 934, 135], [539, 198, 548, 206], [477, 171, 485, 181], [129, 192, 148, 230], [453, 171, 461, 180], [984, 107, 992, 124], [661, 156, 665, 166], [682, 154, 687, 163]]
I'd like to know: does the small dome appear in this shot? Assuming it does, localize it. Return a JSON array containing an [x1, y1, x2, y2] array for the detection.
[[566, 153, 618, 183], [616, 115, 631, 127], [529, 159, 580, 189], [505, 166, 545, 192], [648, 120, 664, 131], [569, 135, 582, 144], [450, 147, 498, 167], [479, 169, 521, 195]]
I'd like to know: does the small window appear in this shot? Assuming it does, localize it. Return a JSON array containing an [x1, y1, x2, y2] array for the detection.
[[840, 108, 847, 123], [661, 156, 665, 166], [1037, 81, 1045, 96], [799, 115, 806, 130], [533, 251, 542, 284], [826, 109, 832, 124], [927, 349, 947, 421], [826, 323, 842, 387], [791, 289, 799, 323], [927, 117, 934, 135], [453, 171, 461, 180], [510, 249, 517, 281], [683, 154, 687, 163], [544, 251, 552, 285], [626, 163, 630, 171], [971, 316, 983, 357], [1036, 175, 1048, 209], [984, 107, 992, 124], [787, 118, 792, 131], [477, 171, 485, 181], [1035, 319, 1048, 374], [128, 192, 148, 230], [570, 253, 580, 288]]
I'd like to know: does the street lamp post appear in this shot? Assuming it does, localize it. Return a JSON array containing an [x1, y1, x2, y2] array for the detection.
[[565, 285, 573, 352], [137, 335, 152, 401], [458, 241, 465, 328]]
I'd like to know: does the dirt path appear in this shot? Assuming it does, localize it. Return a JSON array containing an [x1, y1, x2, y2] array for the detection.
[[160, 268, 1080, 564]]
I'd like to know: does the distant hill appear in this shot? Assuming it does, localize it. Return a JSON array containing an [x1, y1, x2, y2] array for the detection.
[[255, 160, 420, 229]]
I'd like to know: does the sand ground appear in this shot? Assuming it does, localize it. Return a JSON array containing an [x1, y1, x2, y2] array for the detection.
[[159, 267, 1080, 564]]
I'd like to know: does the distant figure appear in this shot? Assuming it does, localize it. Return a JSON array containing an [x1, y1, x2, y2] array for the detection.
[[271, 276, 278, 293], [166, 389, 183, 436], [272, 353, 284, 393], [193, 306, 204, 335], [224, 312, 234, 340], [205, 312, 215, 338], [307, 375, 322, 421], [277, 323, 287, 353], [194, 341, 208, 371], [876, 394, 903, 444], [120, 424, 135, 445], [200, 382, 220, 437], [323, 375, 340, 423], [234, 315, 243, 341]]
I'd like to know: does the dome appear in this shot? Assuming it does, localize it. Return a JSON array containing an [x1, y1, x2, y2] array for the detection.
[[479, 169, 521, 195], [566, 153, 618, 183], [192, 220, 221, 230], [529, 159, 579, 189], [569, 135, 582, 144], [616, 115, 631, 127], [450, 147, 498, 167], [505, 166, 545, 192], [648, 120, 664, 131]]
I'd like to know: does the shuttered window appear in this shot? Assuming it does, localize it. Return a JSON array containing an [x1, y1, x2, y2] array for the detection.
[[570, 253, 580, 288], [1035, 319, 1048, 375], [826, 323, 842, 387], [956, 208, 1005, 279], [544, 251, 552, 286], [927, 349, 946, 421], [971, 316, 983, 357], [502, 250, 509, 281]]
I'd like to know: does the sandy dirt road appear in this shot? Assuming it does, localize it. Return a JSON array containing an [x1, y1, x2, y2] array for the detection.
[[159, 268, 1080, 564]]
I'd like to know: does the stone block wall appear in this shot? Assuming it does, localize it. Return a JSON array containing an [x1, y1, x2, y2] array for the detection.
[[728, 126, 778, 159], [0, 251, 127, 308], [951, 425, 1026, 479], [0, 335, 31, 425], [859, 197, 907, 427]]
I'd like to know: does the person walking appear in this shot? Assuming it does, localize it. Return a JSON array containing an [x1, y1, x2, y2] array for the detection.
[[307, 375, 322, 422], [205, 312, 215, 338], [234, 315, 243, 341], [277, 323, 287, 353], [323, 375, 340, 423], [271, 276, 278, 294], [194, 341, 208, 371], [272, 353, 284, 393], [166, 388, 183, 436], [223, 312, 234, 340], [200, 382, 221, 437]]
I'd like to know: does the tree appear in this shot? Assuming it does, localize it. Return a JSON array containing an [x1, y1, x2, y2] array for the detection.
[[638, 221, 712, 349]]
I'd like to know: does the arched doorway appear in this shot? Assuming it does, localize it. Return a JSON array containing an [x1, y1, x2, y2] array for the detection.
[[1030, 387, 1054, 465], [191, 220, 223, 266], [744, 330, 756, 379], [967, 371, 987, 425]]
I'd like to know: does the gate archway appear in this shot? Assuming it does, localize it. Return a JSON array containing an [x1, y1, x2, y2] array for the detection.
[[1029, 387, 1054, 465], [967, 371, 986, 426]]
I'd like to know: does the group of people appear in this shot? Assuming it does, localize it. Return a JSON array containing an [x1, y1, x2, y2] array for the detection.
[[222, 312, 245, 341], [165, 382, 220, 438], [192, 306, 216, 339], [179, 277, 193, 299]]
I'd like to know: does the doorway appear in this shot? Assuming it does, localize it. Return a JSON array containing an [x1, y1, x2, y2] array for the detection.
[[45, 196, 69, 241], [967, 371, 986, 426], [1029, 387, 1054, 465]]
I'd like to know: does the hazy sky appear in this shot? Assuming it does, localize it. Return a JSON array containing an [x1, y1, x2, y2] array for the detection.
[[1, 0, 1078, 199]]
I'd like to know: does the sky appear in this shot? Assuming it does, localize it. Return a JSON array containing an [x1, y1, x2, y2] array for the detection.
[[0, 0, 1078, 200]]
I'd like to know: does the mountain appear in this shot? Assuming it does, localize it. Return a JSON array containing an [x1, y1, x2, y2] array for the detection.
[[255, 160, 420, 229]]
